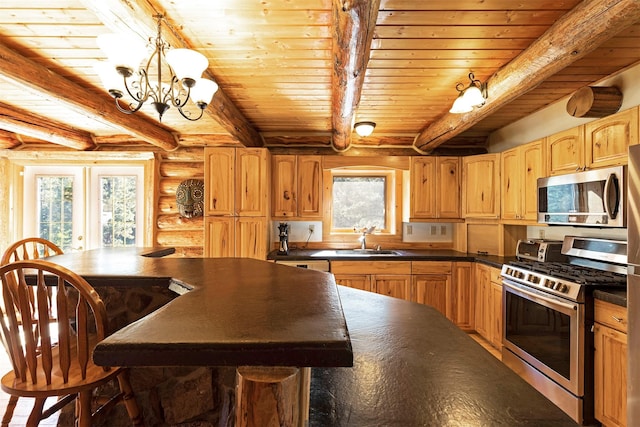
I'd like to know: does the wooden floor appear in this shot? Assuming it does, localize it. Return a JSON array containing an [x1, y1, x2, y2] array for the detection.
[[468, 332, 502, 360], [0, 349, 60, 426]]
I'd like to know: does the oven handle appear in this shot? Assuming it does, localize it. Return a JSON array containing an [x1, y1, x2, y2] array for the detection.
[[603, 172, 620, 219], [502, 280, 579, 313]]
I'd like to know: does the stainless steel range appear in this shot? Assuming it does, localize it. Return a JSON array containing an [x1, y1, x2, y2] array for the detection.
[[501, 235, 627, 425]]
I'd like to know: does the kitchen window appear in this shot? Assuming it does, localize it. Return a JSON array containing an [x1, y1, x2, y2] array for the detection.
[[328, 168, 396, 234]]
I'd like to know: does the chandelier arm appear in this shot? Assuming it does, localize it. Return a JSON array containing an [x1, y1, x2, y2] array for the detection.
[[114, 97, 144, 114], [176, 105, 205, 121], [121, 70, 149, 104]]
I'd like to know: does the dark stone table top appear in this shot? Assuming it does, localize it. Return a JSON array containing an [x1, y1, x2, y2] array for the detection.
[[47, 248, 353, 368], [594, 289, 627, 307], [310, 286, 579, 426]]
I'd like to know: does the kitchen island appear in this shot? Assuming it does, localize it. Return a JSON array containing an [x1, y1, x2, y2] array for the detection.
[[45, 248, 577, 426]]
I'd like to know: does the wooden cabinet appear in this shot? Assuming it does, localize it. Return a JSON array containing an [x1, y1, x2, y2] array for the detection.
[[547, 126, 584, 175], [204, 217, 269, 260], [501, 139, 545, 222], [204, 147, 269, 259], [452, 262, 474, 331], [474, 263, 503, 350], [204, 147, 235, 216], [548, 108, 638, 175], [272, 155, 322, 218], [332, 261, 411, 300], [205, 147, 269, 217], [463, 153, 500, 219], [594, 299, 627, 427], [586, 107, 638, 170], [411, 261, 452, 317], [410, 156, 461, 220]]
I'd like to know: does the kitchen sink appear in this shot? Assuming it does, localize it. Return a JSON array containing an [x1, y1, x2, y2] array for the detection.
[[312, 249, 402, 257]]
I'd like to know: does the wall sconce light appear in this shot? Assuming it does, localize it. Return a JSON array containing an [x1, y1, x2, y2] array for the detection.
[[449, 73, 487, 114], [354, 121, 376, 137]]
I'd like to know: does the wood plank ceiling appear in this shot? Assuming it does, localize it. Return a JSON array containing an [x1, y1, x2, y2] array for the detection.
[[0, 0, 639, 154]]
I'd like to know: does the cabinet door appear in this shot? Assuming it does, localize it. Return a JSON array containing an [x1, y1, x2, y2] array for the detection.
[[412, 274, 450, 317], [586, 107, 638, 169], [436, 157, 461, 218], [547, 126, 584, 175], [334, 274, 372, 292], [594, 323, 627, 427], [500, 148, 520, 220], [236, 148, 268, 216], [235, 217, 268, 260], [474, 263, 490, 339], [373, 275, 411, 300], [204, 148, 235, 216], [410, 157, 436, 219], [272, 155, 297, 218], [452, 262, 474, 331], [297, 156, 323, 218], [463, 154, 500, 218], [521, 140, 545, 220], [489, 280, 503, 349], [204, 217, 235, 257]]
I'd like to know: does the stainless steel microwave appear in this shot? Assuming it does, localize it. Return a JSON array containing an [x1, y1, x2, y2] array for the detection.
[[537, 165, 625, 227]]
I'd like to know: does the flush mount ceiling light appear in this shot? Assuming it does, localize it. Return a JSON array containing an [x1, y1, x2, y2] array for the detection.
[[354, 121, 376, 137], [95, 14, 218, 122], [449, 72, 487, 114]]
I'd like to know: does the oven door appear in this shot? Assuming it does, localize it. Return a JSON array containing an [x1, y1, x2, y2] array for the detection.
[[502, 279, 585, 396]]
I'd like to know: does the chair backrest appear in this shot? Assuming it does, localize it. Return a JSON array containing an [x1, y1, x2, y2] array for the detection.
[[0, 260, 108, 386], [1, 237, 64, 265]]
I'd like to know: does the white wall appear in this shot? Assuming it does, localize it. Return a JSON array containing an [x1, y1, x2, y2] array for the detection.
[[489, 62, 640, 152]]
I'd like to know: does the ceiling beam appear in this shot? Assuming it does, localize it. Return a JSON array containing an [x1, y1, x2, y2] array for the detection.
[[414, 0, 640, 153], [331, 0, 381, 152], [0, 129, 21, 149], [0, 41, 178, 151], [0, 103, 97, 150], [79, 0, 264, 148]]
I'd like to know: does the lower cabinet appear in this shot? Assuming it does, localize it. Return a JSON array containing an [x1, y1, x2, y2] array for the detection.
[[204, 217, 268, 260], [474, 263, 503, 349], [333, 260, 473, 330], [332, 261, 411, 300], [594, 299, 627, 427]]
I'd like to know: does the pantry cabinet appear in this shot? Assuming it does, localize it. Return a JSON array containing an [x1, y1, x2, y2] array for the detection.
[[410, 156, 461, 220], [272, 155, 322, 219], [594, 299, 627, 427], [204, 147, 270, 260], [501, 139, 545, 222], [462, 153, 500, 219]]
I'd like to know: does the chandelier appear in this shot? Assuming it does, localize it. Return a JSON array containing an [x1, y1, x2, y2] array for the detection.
[[96, 15, 218, 122], [449, 72, 487, 114]]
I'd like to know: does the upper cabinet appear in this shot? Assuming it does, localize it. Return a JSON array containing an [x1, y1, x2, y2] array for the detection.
[[585, 107, 638, 169], [463, 153, 500, 219], [204, 147, 269, 217], [501, 139, 545, 223], [272, 155, 322, 219], [548, 108, 639, 175], [410, 156, 461, 220]]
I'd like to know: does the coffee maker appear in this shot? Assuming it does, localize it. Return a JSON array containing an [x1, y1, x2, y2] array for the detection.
[[277, 222, 289, 255]]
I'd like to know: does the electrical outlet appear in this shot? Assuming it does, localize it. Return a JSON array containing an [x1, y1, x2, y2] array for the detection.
[[308, 224, 315, 233], [406, 225, 413, 235], [539, 229, 545, 239]]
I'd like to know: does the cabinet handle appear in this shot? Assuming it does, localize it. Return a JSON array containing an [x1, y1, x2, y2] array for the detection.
[[612, 316, 624, 323], [213, 198, 217, 209], [284, 190, 290, 200]]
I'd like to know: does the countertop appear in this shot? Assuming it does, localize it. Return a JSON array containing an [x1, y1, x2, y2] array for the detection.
[[268, 248, 513, 269], [46, 248, 353, 368], [310, 286, 579, 426]]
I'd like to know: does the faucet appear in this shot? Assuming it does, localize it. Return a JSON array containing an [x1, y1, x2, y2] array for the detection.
[[355, 226, 376, 250]]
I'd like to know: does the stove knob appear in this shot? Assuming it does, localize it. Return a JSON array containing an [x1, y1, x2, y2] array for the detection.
[[530, 276, 540, 284], [546, 280, 556, 289], [558, 283, 568, 293], [515, 271, 524, 279]]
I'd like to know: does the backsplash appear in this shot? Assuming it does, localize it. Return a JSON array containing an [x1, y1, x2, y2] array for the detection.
[[271, 221, 323, 245]]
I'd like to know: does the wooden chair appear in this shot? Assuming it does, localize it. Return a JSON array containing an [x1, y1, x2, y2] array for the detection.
[[0, 259, 144, 427], [0, 238, 64, 424]]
